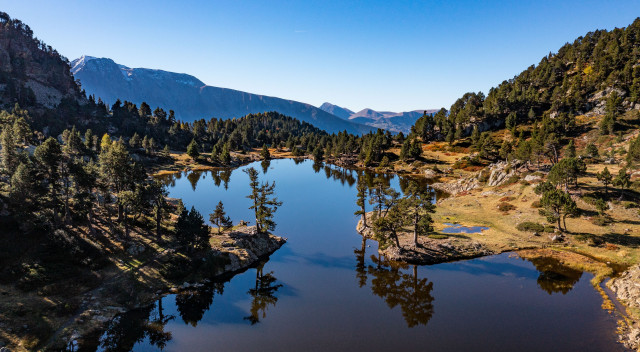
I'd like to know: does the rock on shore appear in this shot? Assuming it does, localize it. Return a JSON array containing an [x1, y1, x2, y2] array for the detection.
[[213, 227, 286, 276], [608, 264, 640, 350]]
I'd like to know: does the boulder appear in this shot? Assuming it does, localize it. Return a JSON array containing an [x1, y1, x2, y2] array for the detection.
[[524, 174, 542, 183]]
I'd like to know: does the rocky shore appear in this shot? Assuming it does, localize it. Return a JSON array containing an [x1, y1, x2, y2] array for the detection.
[[608, 265, 640, 350], [52, 227, 286, 350], [356, 219, 495, 265]]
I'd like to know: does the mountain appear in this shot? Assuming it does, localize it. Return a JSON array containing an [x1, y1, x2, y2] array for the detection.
[[318, 102, 438, 133], [318, 102, 354, 119], [71, 56, 373, 135]]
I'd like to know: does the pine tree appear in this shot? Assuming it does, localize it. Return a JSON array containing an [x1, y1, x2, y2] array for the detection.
[[260, 144, 271, 161], [220, 144, 231, 165], [613, 166, 631, 198], [187, 139, 199, 160], [209, 201, 233, 234], [566, 140, 576, 158], [355, 177, 368, 229], [129, 132, 141, 149], [244, 167, 283, 233], [0, 126, 18, 177], [403, 181, 436, 246], [596, 167, 612, 195]]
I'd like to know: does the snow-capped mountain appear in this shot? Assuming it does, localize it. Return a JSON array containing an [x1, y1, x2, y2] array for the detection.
[[71, 56, 374, 135]]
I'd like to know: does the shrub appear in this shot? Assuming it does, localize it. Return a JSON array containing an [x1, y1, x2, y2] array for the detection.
[[543, 225, 555, 233], [428, 234, 448, 239], [591, 215, 610, 226], [498, 202, 516, 212], [531, 200, 541, 208], [516, 222, 545, 232], [622, 201, 638, 209]]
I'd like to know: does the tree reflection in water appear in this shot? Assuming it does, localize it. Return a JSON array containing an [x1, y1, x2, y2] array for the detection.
[[355, 237, 435, 328], [524, 256, 583, 295], [176, 282, 224, 326], [261, 160, 271, 174], [96, 298, 175, 351], [244, 263, 283, 325]]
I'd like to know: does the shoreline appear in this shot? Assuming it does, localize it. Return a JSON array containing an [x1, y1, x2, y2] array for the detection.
[[45, 227, 286, 350]]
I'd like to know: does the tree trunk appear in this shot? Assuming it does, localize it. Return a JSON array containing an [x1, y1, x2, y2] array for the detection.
[[87, 204, 95, 236], [155, 205, 162, 239], [557, 215, 563, 233], [361, 206, 367, 228], [393, 231, 400, 248], [413, 212, 418, 246]]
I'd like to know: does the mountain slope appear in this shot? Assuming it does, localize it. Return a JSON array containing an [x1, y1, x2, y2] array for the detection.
[[72, 56, 373, 135], [0, 13, 81, 112], [319, 102, 437, 133], [412, 17, 640, 141], [319, 102, 354, 119]]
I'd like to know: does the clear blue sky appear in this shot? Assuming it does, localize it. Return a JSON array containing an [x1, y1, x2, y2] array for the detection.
[[3, 1, 640, 112]]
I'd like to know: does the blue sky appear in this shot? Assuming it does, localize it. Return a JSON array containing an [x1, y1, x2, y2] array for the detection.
[[3, 1, 640, 112]]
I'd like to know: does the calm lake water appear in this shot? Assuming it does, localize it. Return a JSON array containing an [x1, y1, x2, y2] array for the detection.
[[85, 159, 623, 351]]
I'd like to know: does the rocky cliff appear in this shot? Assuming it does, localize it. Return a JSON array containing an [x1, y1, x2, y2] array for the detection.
[[0, 12, 80, 112]]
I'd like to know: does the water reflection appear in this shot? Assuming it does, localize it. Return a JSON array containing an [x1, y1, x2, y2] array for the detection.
[[261, 160, 271, 174], [93, 302, 175, 351], [82, 264, 283, 351], [157, 169, 232, 190], [244, 263, 283, 325], [176, 282, 223, 326], [523, 256, 583, 295], [355, 238, 435, 328]]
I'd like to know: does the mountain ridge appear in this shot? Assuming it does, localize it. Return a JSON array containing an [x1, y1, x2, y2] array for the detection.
[[71, 56, 374, 135], [318, 102, 438, 133]]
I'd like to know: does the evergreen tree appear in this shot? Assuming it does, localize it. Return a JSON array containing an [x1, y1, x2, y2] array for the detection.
[[175, 206, 210, 252], [220, 144, 231, 165], [539, 187, 578, 232], [613, 166, 631, 198], [596, 167, 613, 195], [260, 144, 271, 161], [354, 177, 368, 229], [244, 167, 282, 233], [209, 201, 233, 234], [0, 126, 18, 177], [403, 181, 436, 246], [566, 140, 576, 158], [129, 132, 141, 149], [187, 139, 199, 160]]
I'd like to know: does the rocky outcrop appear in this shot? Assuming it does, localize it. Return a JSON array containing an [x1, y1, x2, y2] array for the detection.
[[608, 265, 640, 350], [0, 13, 80, 110], [357, 219, 493, 265], [486, 160, 524, 187], [213, 227, 286, 276], [431, 177, 479, 195]]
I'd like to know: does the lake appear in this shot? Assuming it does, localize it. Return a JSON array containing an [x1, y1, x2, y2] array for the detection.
[[86, 159, 624, 351]]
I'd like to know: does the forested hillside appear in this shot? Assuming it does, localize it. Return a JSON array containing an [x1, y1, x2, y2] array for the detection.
[[413, 18, 640, 142]]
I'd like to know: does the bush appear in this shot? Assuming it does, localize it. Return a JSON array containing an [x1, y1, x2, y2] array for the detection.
[[544, 225, 556, 233], [622, 201, 638, 209], [591, 215, 610, 226], [516, 222, 545, 232], [428, 234, 448, 239], [583, 196, 598, 206], [498, 202, 516, 212], [531, 200, 542, 208]]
